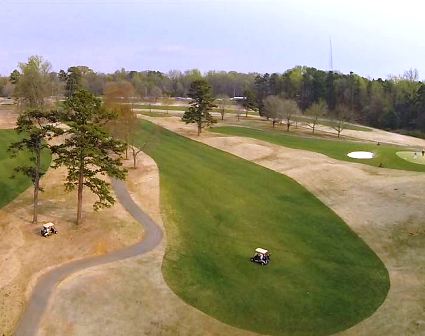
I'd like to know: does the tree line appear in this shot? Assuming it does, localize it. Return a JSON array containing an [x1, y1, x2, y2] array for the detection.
[[2, 57, 425, 134]]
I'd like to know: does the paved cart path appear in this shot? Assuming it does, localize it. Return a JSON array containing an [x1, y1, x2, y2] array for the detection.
[[15, 179, 163, 336]]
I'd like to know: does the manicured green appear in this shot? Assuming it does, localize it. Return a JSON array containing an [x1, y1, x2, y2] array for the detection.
[[0, 129, 51, 208], [133, 120, 389, 336], [396, 151, 425, 165], [212, 126, 425, 172]]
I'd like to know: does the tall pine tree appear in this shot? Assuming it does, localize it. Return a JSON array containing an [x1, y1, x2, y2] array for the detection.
[[52, 90, 127, 225]]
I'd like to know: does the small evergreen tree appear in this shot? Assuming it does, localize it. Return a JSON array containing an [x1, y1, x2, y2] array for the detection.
[[182, 79, 217, 135]]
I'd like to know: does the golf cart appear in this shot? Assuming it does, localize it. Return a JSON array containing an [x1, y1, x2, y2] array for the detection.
[[250, 247, 270, 266], [40, 222, 57, 237]]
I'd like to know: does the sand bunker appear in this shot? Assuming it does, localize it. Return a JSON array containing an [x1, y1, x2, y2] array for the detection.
[[347, 151, 374, 159]]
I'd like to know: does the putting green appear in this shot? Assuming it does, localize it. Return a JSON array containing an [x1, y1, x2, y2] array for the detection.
[[396, 151, 425, 165], [133, 120, 389, 336]]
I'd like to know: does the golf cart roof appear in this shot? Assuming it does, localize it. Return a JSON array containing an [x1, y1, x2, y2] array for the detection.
[[255, 248, 268, 254], [43, 222, 55, 228]]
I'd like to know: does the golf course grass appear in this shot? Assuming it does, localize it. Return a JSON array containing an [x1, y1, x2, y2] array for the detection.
[[396, 151, 425, 165], [0, 130, 51, 208], [211, 126, 425, 172], [133, 120, 389, 336]]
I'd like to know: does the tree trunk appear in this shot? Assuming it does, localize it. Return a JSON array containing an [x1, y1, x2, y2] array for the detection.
[[221, 111, 224, 120], [286, 121, 290, 132], [76, 161, 84, 225], [197, 124, 201, 135], [133, 150, 137, 168], [32, 148, 41, 224], [312, 124, 315, 134], [245, 109, 248, 118], [125, 146, 128, 160]]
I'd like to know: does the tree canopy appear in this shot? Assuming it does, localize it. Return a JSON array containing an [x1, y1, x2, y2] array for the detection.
[[182, 79, 217, 135], [51, 89, 127, 224]]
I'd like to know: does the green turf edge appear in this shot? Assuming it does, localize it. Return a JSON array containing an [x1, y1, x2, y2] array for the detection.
[[133, 120, 390, 336], [0, 129, 51, 209], [210, 126, 425, 172]]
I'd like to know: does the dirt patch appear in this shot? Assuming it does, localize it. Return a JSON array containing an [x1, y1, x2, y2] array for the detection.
[[0, 108, 18, 129], [0, 164, 143, 335]]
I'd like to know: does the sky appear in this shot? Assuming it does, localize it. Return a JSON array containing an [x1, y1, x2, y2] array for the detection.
[[1, 0, 425, 79]]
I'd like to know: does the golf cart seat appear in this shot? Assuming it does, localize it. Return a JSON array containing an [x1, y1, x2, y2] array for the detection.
[[250, 247, 270, 265], [41, 222, 58, 237]]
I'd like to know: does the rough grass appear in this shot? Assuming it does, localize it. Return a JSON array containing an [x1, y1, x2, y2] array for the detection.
[[211, 126, 425, 172], [0, 129, 51, 208], [132, 120, 389, 336]]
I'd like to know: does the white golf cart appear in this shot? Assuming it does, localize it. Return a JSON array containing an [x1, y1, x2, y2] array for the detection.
[[250, 247, 270, 266], [40, 222, 58, 237]]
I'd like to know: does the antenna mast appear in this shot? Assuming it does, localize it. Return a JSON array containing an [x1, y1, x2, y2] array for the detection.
[[329, 37, 334, 71]]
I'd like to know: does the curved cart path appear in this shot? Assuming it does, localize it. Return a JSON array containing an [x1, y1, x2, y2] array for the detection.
[[15, 179, 163, 336]]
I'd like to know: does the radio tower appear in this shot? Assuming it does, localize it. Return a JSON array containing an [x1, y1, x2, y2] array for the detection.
[[329, 37, 334, 71]]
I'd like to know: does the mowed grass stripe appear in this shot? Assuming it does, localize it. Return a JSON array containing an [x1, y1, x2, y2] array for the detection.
[[212, 126, 425, 172], [0, 129, 51, 208], [134, 120, 389, 336]]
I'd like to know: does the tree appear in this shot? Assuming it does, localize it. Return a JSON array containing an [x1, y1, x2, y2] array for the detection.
[[59, 66, 89, 98], [182, 79, 217, 135], [8, 109, 61, 224], [150, 86, 162, 102], [104, 81, 136, 159], [161, 96, 174, 114], [14, 56, 52, 109], [234, 102, 244, 121], [263, 95, 284, 127], [281, 99, 300, 132], [242, 89, 257, 117], [9, 69, 20, 84], [51, 90, 127, 225], [216, 94, 230, 120], [305, 100, 328, 133], [331, 104, 351, 138]]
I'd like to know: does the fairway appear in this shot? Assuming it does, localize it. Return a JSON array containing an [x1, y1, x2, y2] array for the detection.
[[212, 126, 425, 172], [0, 129, 51, 208], [133, 120, 389, 336]]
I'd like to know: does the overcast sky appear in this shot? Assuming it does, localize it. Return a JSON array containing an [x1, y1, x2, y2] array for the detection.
[[1, 0, 424, 79]]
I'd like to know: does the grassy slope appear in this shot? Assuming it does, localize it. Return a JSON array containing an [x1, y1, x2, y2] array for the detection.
[[212, 126, 425, 172], [133, 120, 389, 336], [0, 130, 51, 208]]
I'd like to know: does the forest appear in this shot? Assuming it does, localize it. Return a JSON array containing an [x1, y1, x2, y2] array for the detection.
[[1, 61, 425, 134]]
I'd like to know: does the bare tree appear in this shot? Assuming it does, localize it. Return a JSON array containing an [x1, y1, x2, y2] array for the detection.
[[263, 95, 284, 128], [281, 99, 300, 132], [129, 125, 160, 168], [104, 81, 137, 158], [331, 104, 351, 138], [216, 94, 230, 120], [161, 96, 174, 114], [14, 55, 52, 110], [305, 100, 328, 134]]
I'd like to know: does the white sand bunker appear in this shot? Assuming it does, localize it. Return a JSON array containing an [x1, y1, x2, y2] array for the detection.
[[347, 151, 374, 159]]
